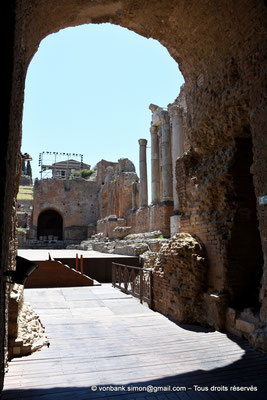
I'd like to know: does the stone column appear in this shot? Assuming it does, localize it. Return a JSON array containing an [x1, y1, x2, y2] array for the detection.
[[132, 182, 137, 210], [161, 113, 173, 202], [138, 139, 148, 208], [170, 106, 184, 212], [169, 105, 184, 235], [150, 125, 160, 204]]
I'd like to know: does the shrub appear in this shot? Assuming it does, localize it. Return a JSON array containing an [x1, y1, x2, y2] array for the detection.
[[70, 169, 93, 180]]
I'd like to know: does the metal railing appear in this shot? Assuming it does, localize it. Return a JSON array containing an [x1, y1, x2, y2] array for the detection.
[[112, 262, 153, 309]]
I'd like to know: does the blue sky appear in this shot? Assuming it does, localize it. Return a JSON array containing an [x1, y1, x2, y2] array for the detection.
[[22, 23, 184, 190]]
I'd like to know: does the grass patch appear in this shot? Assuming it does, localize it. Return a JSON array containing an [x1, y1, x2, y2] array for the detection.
[[17, 185, 33, 200], [17, 193, 33, 200]]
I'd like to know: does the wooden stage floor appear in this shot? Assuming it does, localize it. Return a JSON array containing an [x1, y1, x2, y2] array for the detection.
[[3, 285, 267, 399]]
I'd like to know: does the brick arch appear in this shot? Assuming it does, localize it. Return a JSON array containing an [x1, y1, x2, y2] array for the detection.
[[13, 0, 266, 176], [1, 3, 267, 379], [10, 0, 267, 314], [37, 208, 63, 240]]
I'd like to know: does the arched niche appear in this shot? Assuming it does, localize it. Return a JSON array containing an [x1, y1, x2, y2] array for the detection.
[[37, 209, 63, 240]]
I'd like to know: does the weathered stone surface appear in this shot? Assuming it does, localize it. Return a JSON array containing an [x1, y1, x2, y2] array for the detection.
[[98, 158, 139, 220], [236, 318, 257, 335], [2, 3, 267, 388], [90, 233, 165, 257], [152, 233, 208, 324], [66, 240, 94, 250], [92, 241, 116, 254], [116, 158, 135, 174], [17, 228, 27, 246], [32, 179, 99, 242], [111, 226, 132, 239], [225, 306, 262, 340], [114, 241, 149, 256], [125, 231, 162, 241], [8, 285, 24, 339], [8, 284, 49, 359], [104, 166, 115, 184], [145, 238, 168, 253], [225, 307, 239, 335], [249, 327, 267, 352], [140, 251, 159, 269]]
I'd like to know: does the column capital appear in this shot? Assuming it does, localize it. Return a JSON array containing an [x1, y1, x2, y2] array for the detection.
[[158, 110, 170, 124], [168, 104, 183, 119], [138, 138, 147, 146]]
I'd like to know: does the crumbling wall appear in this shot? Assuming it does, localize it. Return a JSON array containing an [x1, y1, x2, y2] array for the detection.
[[176, 127, 264, 330], [98, 158, 139, 219], [1, 2, 267, 388], [152, 233, 208, 324], [8, 284, 49, 359], [126, 204, 173, 237], [32, 179, 99, 241]]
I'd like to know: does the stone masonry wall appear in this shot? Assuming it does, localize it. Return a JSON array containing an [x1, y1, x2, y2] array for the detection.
[[1, 1, 267, 388], [126, 204, 173, 238], [152, 233, 208, 325], [32, 179, 98, 241], [98, 158, 139, 219]]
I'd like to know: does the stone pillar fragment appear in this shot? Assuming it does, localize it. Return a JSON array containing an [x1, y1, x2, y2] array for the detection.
[[161, 113, 173, 202], [132, 182, 137, 210], [138, 139, 148, 207], [150, 125, 160, 204], [170, 106, 184, 212]]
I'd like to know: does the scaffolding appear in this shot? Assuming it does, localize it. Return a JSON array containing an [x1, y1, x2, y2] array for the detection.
[[38, 152, 84, 180]]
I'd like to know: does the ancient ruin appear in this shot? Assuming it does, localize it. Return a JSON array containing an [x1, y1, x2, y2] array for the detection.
[[1, 0, 267, 394]]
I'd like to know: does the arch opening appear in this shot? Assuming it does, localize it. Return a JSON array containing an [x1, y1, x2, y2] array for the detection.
[[227, 137, 263, 311], [37, 209, 63, 240], [22, 23, 183, 187], [3, 0, 266, 364]]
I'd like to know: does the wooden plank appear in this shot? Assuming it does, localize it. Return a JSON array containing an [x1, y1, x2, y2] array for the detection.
[[3, 285, 267, 400]]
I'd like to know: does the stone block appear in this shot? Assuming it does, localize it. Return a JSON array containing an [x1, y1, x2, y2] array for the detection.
[[249, 327, 267, 352], [111, 226, 132, 239], [114, 241, 149, 256], [235, 318, 257, 335], [170, 215, 180, 236], [203, 292, 229, 331]]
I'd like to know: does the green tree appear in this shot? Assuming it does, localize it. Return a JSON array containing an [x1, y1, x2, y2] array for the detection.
[[22, 158, 26, 175], [26, 160, 32, 178]]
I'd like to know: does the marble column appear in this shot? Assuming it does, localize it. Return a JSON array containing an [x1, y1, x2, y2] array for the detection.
[[138, 139, 148, 207], [170, 106, 184, 213], [150, 125, 160, 204], [161, 113, 173, 202]]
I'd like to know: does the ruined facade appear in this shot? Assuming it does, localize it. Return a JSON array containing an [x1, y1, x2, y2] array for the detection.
[[31, 179, 98, 242], [25, 158, 138, 245], [1, 0, 267, 391]]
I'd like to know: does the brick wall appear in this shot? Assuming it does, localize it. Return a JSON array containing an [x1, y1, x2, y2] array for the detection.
[[32, 179, 98, 241]]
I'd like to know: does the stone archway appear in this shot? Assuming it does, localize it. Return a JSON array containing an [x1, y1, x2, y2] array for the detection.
[[7, 0, 267, 319], [37, 209, 63, 240], [1, 2, 267, 387]]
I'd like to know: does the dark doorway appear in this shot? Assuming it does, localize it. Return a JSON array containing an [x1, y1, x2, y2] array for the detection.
[[227, 137, 263, 310], [37, 209, 63, 240]]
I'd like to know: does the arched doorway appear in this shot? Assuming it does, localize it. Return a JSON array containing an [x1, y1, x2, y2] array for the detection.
[[1, 6, 267, 389], [37, 209, 63, 240]]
